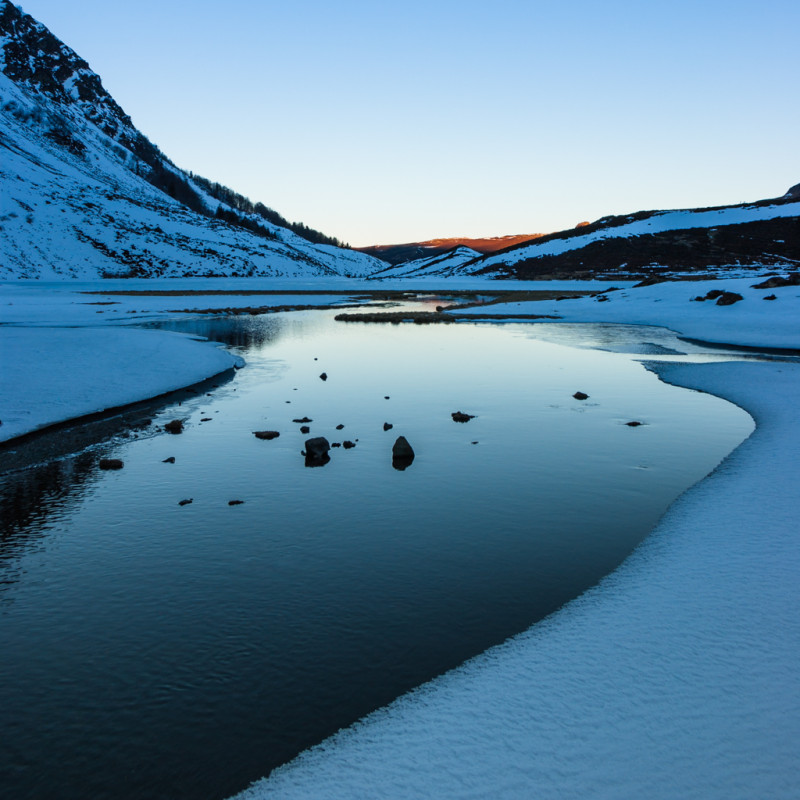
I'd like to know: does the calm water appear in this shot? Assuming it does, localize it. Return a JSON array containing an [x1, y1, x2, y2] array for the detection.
[[0, 310, 753, 800]]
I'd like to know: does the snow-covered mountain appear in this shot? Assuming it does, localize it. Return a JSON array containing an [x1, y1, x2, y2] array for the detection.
[[452, 195, 800, 281], [368, 246, 482, 279], [357, 234, 545, 265], [0, 1, 386, 279]]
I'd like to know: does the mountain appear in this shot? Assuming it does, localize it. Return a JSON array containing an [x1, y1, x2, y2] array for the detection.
[[368, 246, 483, 279], [0, 1, 386, 279], [356, 234, 546, 265], [423, 194, 800, 282]]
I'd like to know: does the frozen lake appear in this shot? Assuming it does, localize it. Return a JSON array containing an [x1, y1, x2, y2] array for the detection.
[[0, 308, 753, 799]]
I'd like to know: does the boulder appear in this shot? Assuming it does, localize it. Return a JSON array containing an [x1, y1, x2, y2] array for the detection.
[[573, 391, 589, 400], [292, 417, 313, 424], [451, 411, 475, 422], [392, 436, 415, 471], [162, 456, 176, 463], [342, 440, 356, 449], [336, 424, 345, 430], [178, 498, 193, 506], [300, 426, 310, 434], [716, 291, 743, 306], [319, 372, 328, 381], [383, 422, 393, 431], [98, 458, 124, 470], [305, 436, 331, 467]]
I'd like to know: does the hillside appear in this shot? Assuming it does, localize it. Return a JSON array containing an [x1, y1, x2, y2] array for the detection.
[[356, 234, 545, 265], [0, 1, 385, 279]]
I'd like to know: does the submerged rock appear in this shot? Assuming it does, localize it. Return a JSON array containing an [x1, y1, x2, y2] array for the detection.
[[228, 500, 244, 506], [292, 417, 313, 424], [626, 421, 644, 427], [451, 411, 475, 423], [178, 498, 193, 506], [162, 456, 176, 463], [392, 436, 415, 471], [254, 430, 280, 440], [98, 458, 124, 470]]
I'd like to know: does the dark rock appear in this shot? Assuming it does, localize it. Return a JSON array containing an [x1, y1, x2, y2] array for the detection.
[[596, 295, 609, 302], [228, 500, 244, 506], [201, 417, 212, 422], [178, 498, 193, 506], [300, 426, 310, 434], [162, 456, 176, 463], [319, 372, 328, 381], [716, 291, 743, 306], [573, 392, 589, 400], [752, 274, 800, 289], [764, 294, 777, 300], [451, 411, 475, 423], [471, 441, 479, 445], [336, 424, 345, 430], [253, 430, 280, 440], [164, 419, 184, 434], [293, 417, 313, 424], [331, 442, 341, 448], [342, 440, 356, 449], [392, 436, 415, 471], [384, 396, 390, 399], [305, 436, 331, 467], [98, 458, 124, 470], [383, 422, 393, 431], [705, 289, 725, 300], [625, 421, 644, 427]]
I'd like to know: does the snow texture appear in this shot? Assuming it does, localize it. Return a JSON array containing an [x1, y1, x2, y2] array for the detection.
[[0, 326, 240, 442], [369, 246, 483, 279]]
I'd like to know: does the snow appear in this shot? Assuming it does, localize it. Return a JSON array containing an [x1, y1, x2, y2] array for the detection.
[[451, 276, 800, 349], [228, 281, 800, 800], [477, 201, 800, 268], [369, 246, 483, 279], [0, 326, 241, 442]]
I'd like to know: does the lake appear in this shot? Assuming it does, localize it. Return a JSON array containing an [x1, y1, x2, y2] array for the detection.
[[0, 308, 754, 799]]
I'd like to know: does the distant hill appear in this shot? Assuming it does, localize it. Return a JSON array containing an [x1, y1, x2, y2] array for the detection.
[[0, 1, 385, 278], [356, 234, 546, 265]]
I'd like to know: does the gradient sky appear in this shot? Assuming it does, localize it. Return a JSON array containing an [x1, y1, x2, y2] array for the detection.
[[15, 0, 800, 246]]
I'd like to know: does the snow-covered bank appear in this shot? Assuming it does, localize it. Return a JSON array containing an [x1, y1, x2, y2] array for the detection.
[[233, 358, 800, 800], [452, 275, 800, 349], [0, 326, 241, 442]]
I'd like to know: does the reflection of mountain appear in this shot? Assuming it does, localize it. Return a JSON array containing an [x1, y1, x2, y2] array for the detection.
[[0, 451, 97, 588], [144, 314, 285, 350]]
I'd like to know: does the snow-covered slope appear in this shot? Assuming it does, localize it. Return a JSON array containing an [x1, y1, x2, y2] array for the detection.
[[463, 197, 800, 280], [368, 246, 483, 279], [0, 2, 385, 279]]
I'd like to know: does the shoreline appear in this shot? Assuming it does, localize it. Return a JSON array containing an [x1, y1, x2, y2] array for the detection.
[[233, 357, 799, 799]]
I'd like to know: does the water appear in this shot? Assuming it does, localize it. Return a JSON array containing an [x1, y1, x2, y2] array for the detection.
[[0, 310, 753, 800]]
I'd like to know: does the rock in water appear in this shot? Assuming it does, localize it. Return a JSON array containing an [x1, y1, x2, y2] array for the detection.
[[254, 430, 280, 440], [162, 456, 176, 463], [716, 291, 743, 306], [164, 419, 184, 434], [98, 458, 124, 470], [319, 372, 328, 381], [178, 498, 193, 506], [392, 436, 415, 471], [342, 440, 356, 449], [451, 411, 475, 423], [383, 422, 393, 431], [305, 437, 331, 467], [573, 391, 589, 400]]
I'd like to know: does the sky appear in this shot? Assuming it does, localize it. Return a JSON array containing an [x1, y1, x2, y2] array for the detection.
[[14, 0, 800, 247]]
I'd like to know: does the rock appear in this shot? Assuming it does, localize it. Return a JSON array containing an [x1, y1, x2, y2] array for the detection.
[[300, 426, 310, 434], [201, 417, 212, 422], [752, 274, 800, 289], [573, 392, 589, 400], [625, 421, 644, 427], [764, 294, 777, 300], [383, 422, 393, 431], [342, 440, 356, 449], [178, 498, 193, 506], [292, 417, 313, 424], [305, 436, 331, 467], [319, 372, 328, 381], [716, 291, 743, 306], [596, 295, 609, 302], [392, 436, 415, 471], [164, 419, 184, 434], [331, 442, 341, 447], [98, 458, 124, 470], [254, 430, 280, 440], [384, 396, 390, 400], [451, 411, 475, 422], [705, 289, 725, 300], [228, 500, 244, 506], [162, 456, 176, 463], [336, 424, 345, 430]]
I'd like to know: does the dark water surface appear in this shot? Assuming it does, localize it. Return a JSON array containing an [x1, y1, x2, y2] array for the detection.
[[0, 311, 753, 800]]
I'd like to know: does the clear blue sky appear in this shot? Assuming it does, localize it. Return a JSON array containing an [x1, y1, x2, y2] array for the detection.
[[16, 0, 800, 246]]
